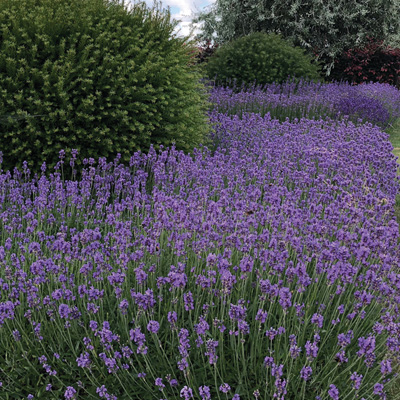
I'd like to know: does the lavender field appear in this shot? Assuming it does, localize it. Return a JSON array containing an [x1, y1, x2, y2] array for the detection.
[[1, 80, 400, 400]]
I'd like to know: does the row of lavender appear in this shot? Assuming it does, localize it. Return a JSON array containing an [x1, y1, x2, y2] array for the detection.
[[206, 79, 400, 129], [0, 82, 400, 399]]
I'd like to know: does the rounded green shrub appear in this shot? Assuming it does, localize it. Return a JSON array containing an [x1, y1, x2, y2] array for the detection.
[[205, 31, 323, 90], [0, 0, 211, 174]]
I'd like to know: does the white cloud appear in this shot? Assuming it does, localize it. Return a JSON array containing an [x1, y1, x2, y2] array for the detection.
[[122, 0, 215, 40]]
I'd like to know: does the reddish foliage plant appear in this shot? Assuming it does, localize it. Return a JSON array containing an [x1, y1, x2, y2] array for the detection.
[[328, 37, 400, 87], [192, 40, 220, 66]]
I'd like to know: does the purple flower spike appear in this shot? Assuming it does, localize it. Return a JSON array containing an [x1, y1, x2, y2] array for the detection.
[[311, 313, 324, 329], [64, 386, 77, 400], [219, 383, 231, 393], [96, 385, 108, 397], [328, 384, 339, 400], [147, 320, 160, 334], [350, 372, 363, 390], [199, 385, 211, 400], [58, 304, 70, 319], [380, 360, 392, 375], [155, 378, 165, 390], [373, 383, 384, 396], [180, 386, 194, 399], [300, 366, 312, 381]]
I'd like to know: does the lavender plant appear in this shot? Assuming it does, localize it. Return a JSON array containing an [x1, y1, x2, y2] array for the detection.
[[207, 79, 400, 129], [0, 82, 400, 399]]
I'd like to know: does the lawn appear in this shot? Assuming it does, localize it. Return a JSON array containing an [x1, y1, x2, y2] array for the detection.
[[386, 118, 400, 223], [388, 118, 400, 161], [1, 79, 400, 400]]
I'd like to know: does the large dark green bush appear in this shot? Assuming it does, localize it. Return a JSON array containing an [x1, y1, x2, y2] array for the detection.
[[0, 0, 211, 174], [204, 32, 323, 90]]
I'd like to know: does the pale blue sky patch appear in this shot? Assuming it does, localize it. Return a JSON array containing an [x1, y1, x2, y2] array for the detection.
[[123, 0, 215, 40], [169, 5, 180, 14]]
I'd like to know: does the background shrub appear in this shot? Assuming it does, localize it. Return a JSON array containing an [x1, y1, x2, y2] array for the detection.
[[204, 32, 323, 91], [194, 40, 220, 66], [326, 37, 400, 86], [0, 0, 211, 175], [183, 40, 220, 90]]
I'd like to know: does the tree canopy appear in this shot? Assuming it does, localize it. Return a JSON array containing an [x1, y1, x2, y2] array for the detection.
[[190, 0, 400, 75]]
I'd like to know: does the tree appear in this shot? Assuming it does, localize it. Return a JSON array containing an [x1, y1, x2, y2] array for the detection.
[[190, 0, 400, 76]]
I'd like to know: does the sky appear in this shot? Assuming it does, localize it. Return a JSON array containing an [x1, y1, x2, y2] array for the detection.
[[122, 0, 216, 41]]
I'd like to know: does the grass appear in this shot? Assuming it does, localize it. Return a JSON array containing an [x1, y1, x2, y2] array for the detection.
[[386, 118, 400, 224], [387, 118, 400, 163]]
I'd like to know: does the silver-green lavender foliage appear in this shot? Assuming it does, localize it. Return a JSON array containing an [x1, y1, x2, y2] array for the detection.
[[190, 0, 400, 75]]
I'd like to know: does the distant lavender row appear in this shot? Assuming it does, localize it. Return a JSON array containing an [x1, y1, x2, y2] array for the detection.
[[206, 80, 400, 128], [0, 107, 399, 399]]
